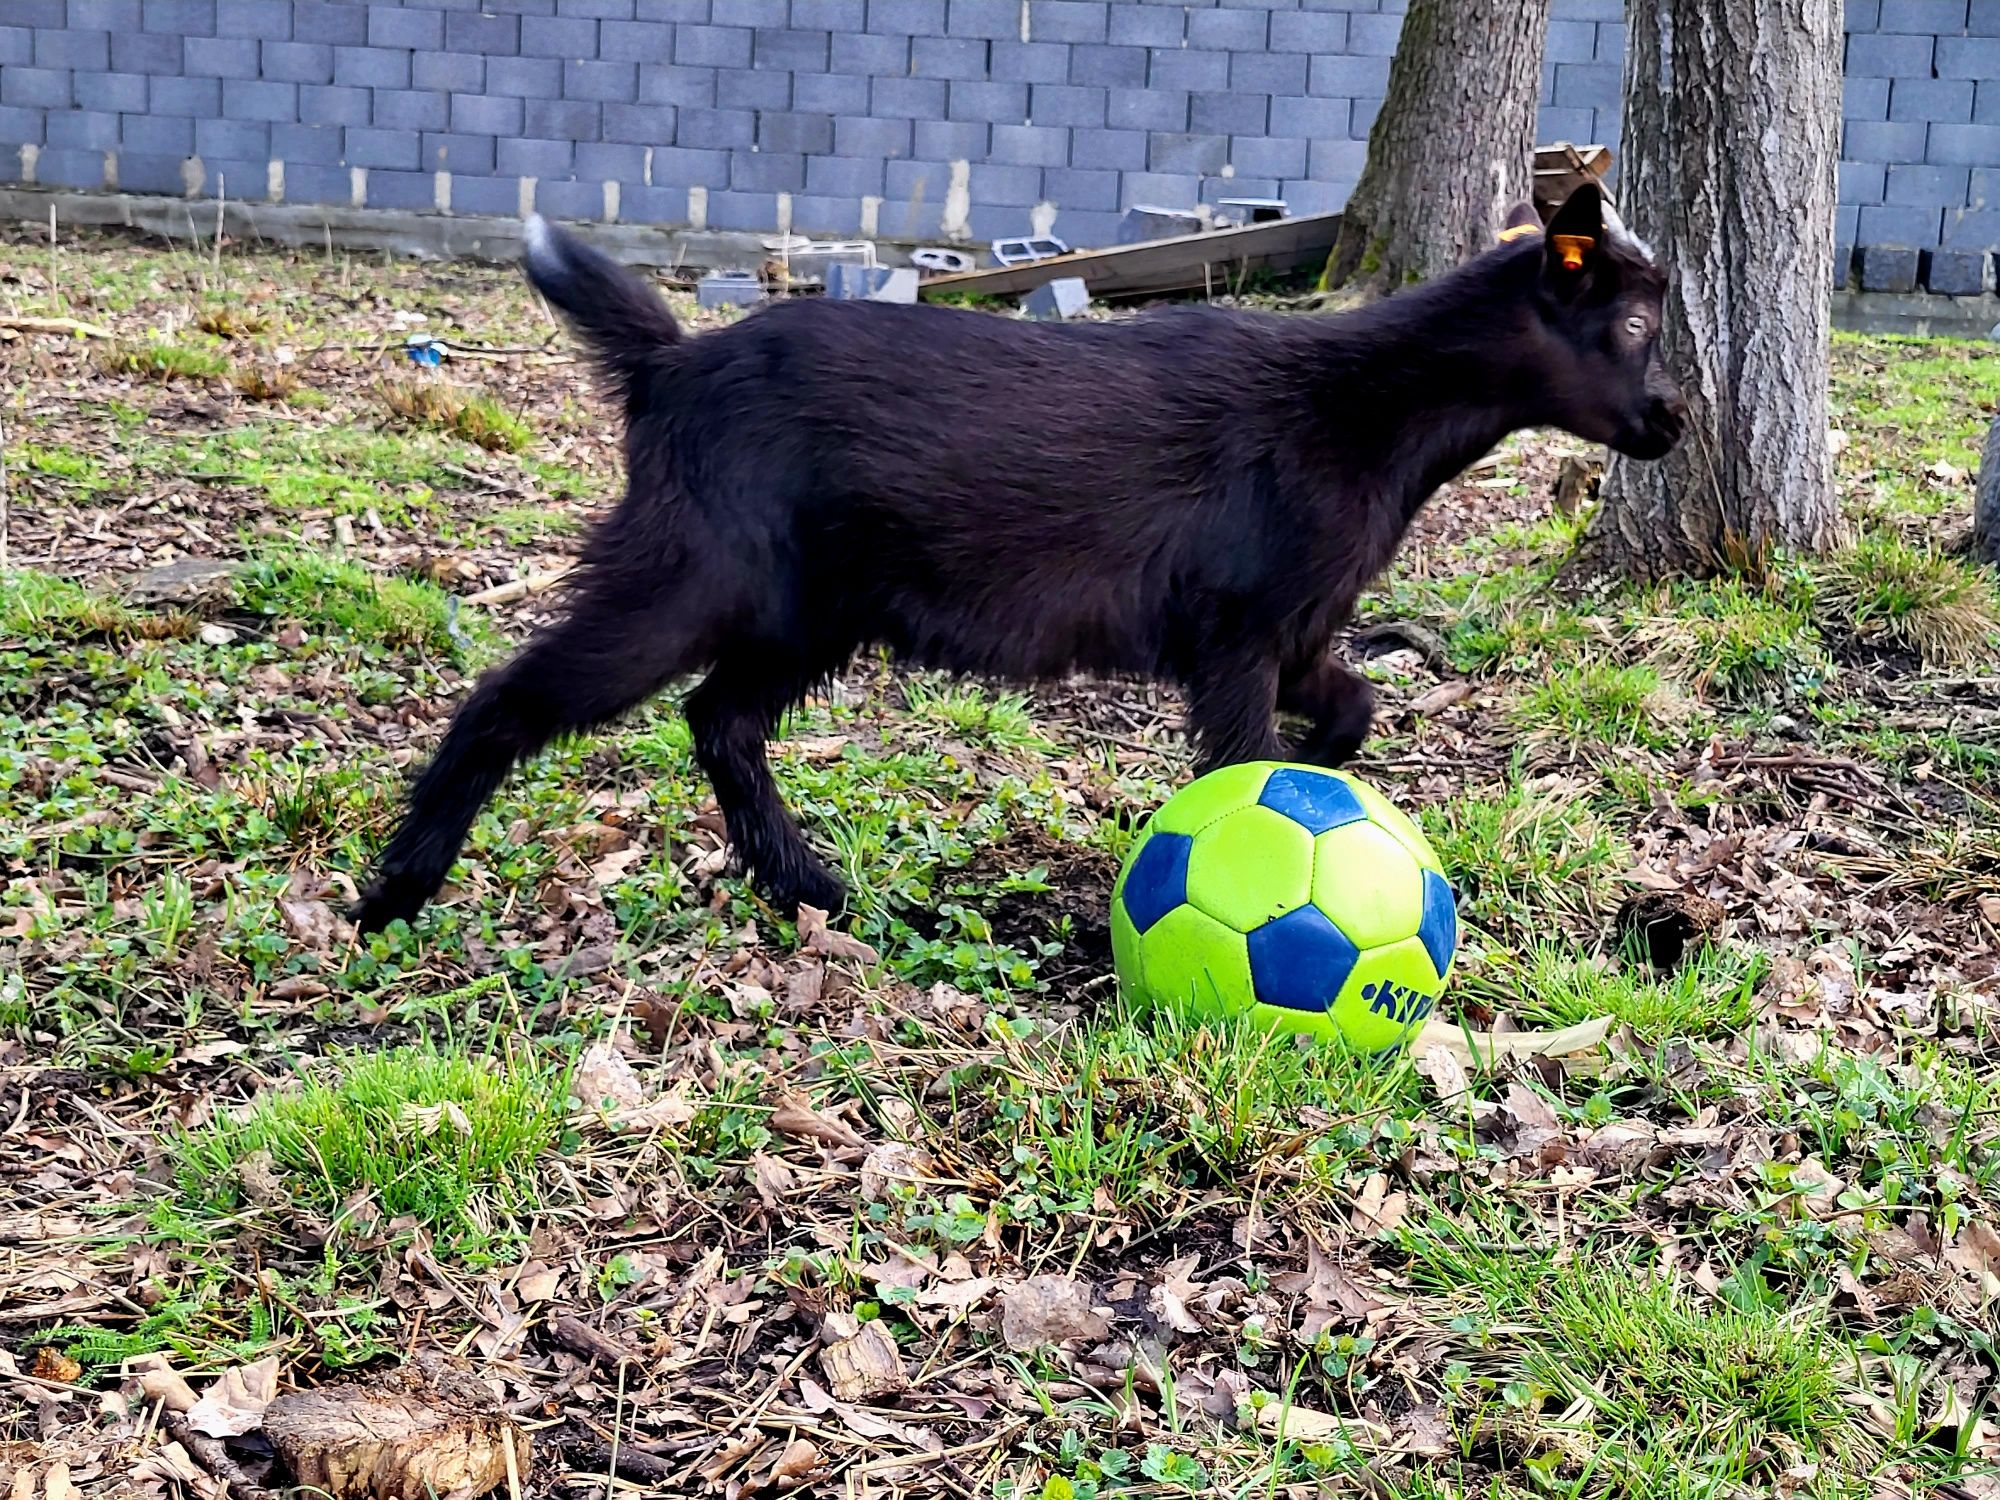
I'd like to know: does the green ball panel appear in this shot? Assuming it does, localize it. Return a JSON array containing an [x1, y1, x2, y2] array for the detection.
[[1310, 820, 1425, 949], [1329, 935, 1449, 1053], [1136, 903, 1253, 1024], [1146, 761, 1275, 837], [1110, 894, 1145, 999], [1344, 774, 1443, 872], [1186, 804, 1316, 933]]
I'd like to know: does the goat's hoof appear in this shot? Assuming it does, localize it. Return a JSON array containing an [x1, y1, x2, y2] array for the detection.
[[349, 873, 430, 935], [768, 869, 849, 921]]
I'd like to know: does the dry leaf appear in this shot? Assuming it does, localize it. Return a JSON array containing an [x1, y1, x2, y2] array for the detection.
[[516, 1264, 561, 1304], [572, 1042, 646, 1113], [751, 1152, 798, 1209], [771, 1092, 867, 1150], [1252, 1402, 1390, 1445], [767, 1438, 820, 1484], [1407, 681, 1477, 717], [795, 905, 881, 965], [1412, 1014, 1612, 1068], [1349, 1174, 1407, 1234], [132, 1354, 199, 1413], [859, 1142, 935, 1202], [999, 1275, 1112, 1351], [279, 898, 338, 949], [187, 1354, 279, 1438], [1414, 1044, 1470, 1105], [1148, 1257, 1207, 1336], [588, 844, 647, 887], [132, 1443, 206, 1485], [818, 1321, 906, 1401]]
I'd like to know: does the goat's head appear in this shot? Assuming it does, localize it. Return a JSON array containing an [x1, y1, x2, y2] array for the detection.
[[1505, 183, 1686, 462]]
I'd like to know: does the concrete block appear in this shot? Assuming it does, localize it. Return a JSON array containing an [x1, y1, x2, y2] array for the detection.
[[834, 32, 910, 72], [142, 0, 214, 33], [1888, 163, 1970, 207], [635, 0, 712, 15], [525, 98, 602, 140], [294, 3, 368, 44], [71, 0, 142, 27], [521, 15, 600, 56], [1107, 87, 1188, 130], [1108, 5, 1183, 44], [1228, 135, 1308, 180], [805, 153, 884, 195], [678, 106, 755, 147], [446, 11, 522, 53], [1350, 95, 1384, 137], [487, 55, 565, 97], [1231, 52, 1309, 97], [968, 160, 1043, 204], [1046, 206, 1120, 248], [795, 0, 866, 27], [729, 149, 805, 191], [884, 157, 944, 205], [991, 122, 1070, 166], [1859, 205, 1942, 248], [452, 93, 526, 135], [451, 171, 534, 214], [1147, 48, 1229, 91], [916, 119, 988, 156], [991, 40, 1070, 82], [1270, 95, 1351, 139], [674, 23, 752, 67], [282, 160, 357, 205], [868, 0, 945, 31], [1033, 1, 1109, 43], [1041, 164, 1118, 209], [1192, 91, 1268, 135], [704, 189, 780, 229], [1846, 0, 1882, 23], [49, 110, 122, 151], [1596, 21, 1625, 61], [1185, 7, 1266, 48], [713, 63, 792, 108], [124, 111, 191, 151], [344, 125, 420, 170], [565, 59, 641, 101], [1022, 276, 1090, 318], [364, 168, 435, 211], [826, 263, 918, 301], [366, 5, 443, 50], [194, 116, 268, 159], [262, 41, 335, 84], [1860, 244, 1921, 290], [835, 114, 913, 157], [1979, 81, 2000, 124], [1310, 138, 1368, 179], [638, 63, 717, 106], [1269, 10, 1348, 50], [1117, 171, 1199, 210], [35, 30, 109, 71], [374, 88, 451, 130], [298, 83, 371, 125], [756, 26, 832, 70], [1846, 31, 1934, 75], [1553, 61, 1620, 111], [0, 27, 32, 68], [1879, 0, 1968, 28], [1309, 54, 1389, 97], [1148, 131, 1225, 175], [1891, 78, 1974, 124], [221, 77, 296, 120], [1975, 0, 2000, 30], [333, 45, 409, 89], [947, 0, 1018, 38], [1842, 119, 1928, 161], [183, 34, 259, 77], [1973, 166, 2000, 208], [274, 121, 346, 163], [217, 0, 292, 37], [113, 30, 183, 73], [37, 147, 113, 190], [0, 0, 62, 21], [1545, 19, 1596, 63], [1067, 43, 1146, 86], [603, 19, 679, 55], [1925, 249, 1995, 295], [951, 80, 1030, 123], [871, 75, 947, 119], [793, 72, 870, 113], [1070, 124, 1146, 170], [1943, 209, 2000, 247], [1843, 76, 1890, 122], [117, 150, 192, 193], [576, 140, 647, 177], [1347, 12, 1406, 53], [0, 105, 46, 146], [753, 111, 831, 154], [914, 35, 991, 78], [499, 136, 575, 176], [1119, 204, 1201, 241], [1031, 83, 1105, 126], [786, 194, 865, 233], [75, 72, 150, 113], [1840, 160, 1887, 204], [647, 144, 729, 186], [416, 53, 486, 91], [536, 177, 604, 219], [1929, 124, 2000, 167]]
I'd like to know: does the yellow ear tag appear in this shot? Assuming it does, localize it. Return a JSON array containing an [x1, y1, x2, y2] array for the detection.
[[1551, 234, 1593, 271], [1496, 224, 1539, 243]]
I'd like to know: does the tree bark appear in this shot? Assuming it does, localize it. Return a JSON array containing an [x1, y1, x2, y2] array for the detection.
[[1321, 0, 1554, 297], [1975, 412, 2000, 566], [1573, 0, 1844, 582]]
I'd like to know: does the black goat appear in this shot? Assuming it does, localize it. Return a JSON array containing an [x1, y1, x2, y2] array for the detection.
[[353, 183, 1683, 933]]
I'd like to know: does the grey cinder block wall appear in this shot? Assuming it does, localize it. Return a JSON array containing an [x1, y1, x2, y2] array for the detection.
[[0, 0, 1994, 292]]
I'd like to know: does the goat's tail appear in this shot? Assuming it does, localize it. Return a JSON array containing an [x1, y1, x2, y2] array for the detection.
[[520, 214, 681, 393]]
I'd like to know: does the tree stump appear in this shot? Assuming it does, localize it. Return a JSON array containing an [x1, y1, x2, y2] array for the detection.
[[1974, 411, 2000, 566], [262, 1352, 527, 1500]]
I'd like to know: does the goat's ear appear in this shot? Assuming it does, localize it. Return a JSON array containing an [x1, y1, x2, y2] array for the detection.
[[1496, 201, 1541, 244], [1541, 183, 1606, 291]]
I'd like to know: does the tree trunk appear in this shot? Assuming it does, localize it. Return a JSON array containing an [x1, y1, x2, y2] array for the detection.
[[1975, 412, 2000, 566], [1320, 0, 1554, 296], [1573, 0, 1843, 583]]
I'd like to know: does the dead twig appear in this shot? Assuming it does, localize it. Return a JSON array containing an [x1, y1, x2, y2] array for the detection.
[[0, 314, 113, 339], [161, 1410, 278, 1500], [462, 564, 577, 608]]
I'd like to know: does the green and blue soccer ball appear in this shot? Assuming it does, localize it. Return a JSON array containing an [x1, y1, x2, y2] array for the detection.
[[1110, 762, 1458, 1053]]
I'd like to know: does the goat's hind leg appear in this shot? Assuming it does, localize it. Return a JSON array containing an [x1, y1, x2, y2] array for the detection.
[[1279, 654, 1375, 769], [685, 654, 848, 918], [352, 580, 711, 933], [1185, 643, 1286, 774]]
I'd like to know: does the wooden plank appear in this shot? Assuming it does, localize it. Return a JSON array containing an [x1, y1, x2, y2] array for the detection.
[[916, 210, 1344, 303]]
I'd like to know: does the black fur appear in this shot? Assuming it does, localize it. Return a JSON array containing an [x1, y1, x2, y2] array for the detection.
[[353, 184, 1683, 932]]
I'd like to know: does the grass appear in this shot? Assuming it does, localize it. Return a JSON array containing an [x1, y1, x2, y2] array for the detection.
[[231, 552, 474, 656], [98, 337, 231, 382], [0, 568, 194, 643], [1814, 530, 1999, 666], [1420, 772, 1622, 933], [376, 376, 536, 453], [171, 1041, 569, 1257], [1516, 661, 1692, 749], [1465, 940, 1765, 1042]]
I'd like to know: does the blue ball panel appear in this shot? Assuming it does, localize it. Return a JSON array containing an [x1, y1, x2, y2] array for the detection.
[[1123, 831, 1193, 934], [1418, 869, 1458, 977], [1258, 767, 1367, 836], [1246, 905, 1361, 1013]]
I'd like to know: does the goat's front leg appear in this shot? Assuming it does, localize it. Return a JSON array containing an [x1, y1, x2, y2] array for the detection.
[[1185, 645, 1285, 774], [1279, 654, 1375, 769]]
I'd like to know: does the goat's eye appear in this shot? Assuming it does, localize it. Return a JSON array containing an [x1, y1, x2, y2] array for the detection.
[[1625, 315, 1648, 340]]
